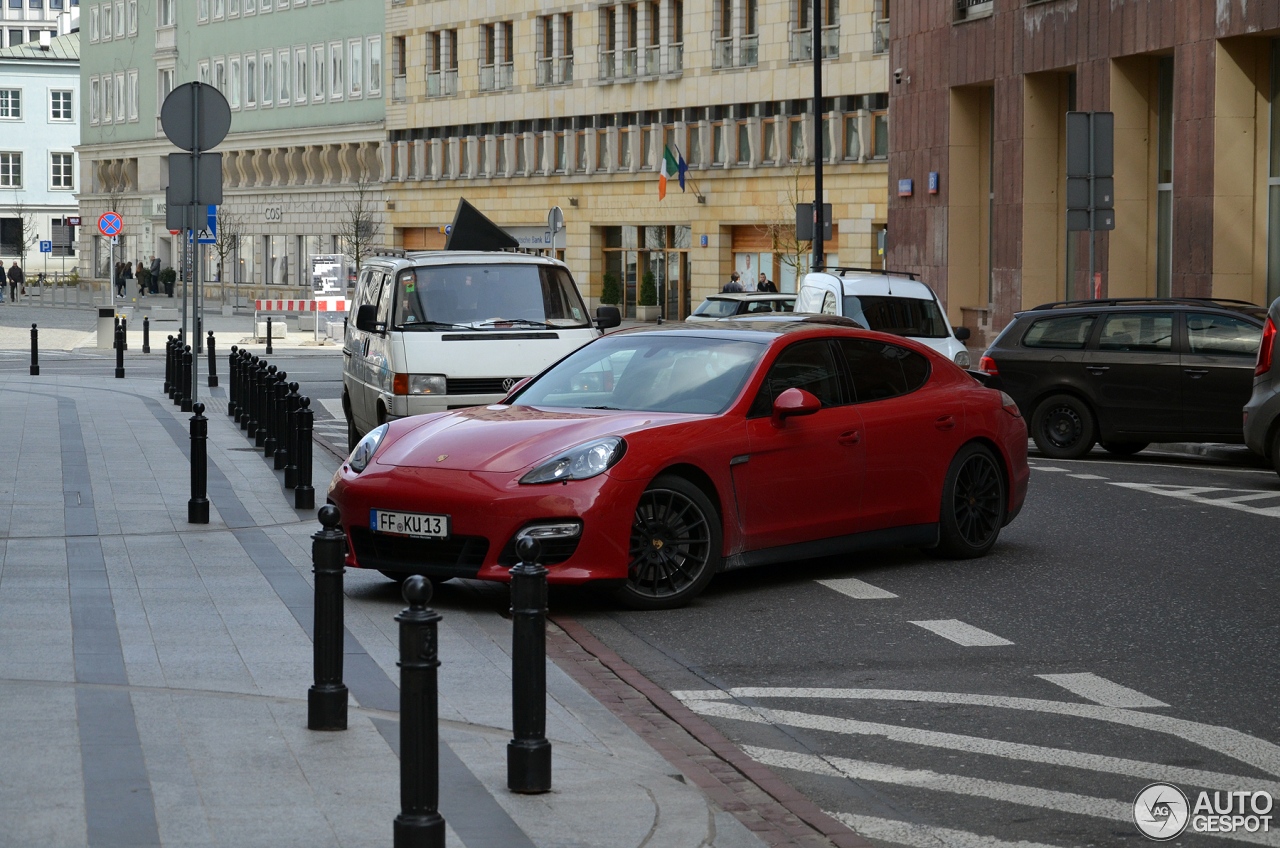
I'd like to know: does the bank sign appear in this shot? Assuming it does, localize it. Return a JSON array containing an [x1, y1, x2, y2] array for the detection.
[[502, 226, 556, 249]]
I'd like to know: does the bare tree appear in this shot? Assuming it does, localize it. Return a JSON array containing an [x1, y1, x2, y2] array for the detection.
[[337, 179, 381, 279], [8, 194, 41, 279], [210, 206, 245, 301], [764, 164, 814, 291]]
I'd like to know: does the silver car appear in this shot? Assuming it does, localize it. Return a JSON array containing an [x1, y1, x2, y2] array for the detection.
[[685, 293, 796, 322], [1243, 296, 1280, 476]]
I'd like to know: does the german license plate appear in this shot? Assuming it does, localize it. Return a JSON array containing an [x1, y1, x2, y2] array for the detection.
[[371, 509, 449, 539]]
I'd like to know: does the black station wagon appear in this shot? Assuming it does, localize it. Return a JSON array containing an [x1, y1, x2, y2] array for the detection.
[[980, 298, 1267, 459]]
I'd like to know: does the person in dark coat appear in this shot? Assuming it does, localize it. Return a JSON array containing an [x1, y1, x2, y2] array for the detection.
[[149, 255, 161, 294], [722, 271, 744, 293], [7, 261, 24, 300], [757, 272, 778, 293]]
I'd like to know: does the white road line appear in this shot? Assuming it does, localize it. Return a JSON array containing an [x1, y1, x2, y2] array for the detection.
[[1039, 457, 1278, 475], [317, 398, 344, 420], [826, 811, 1069, 848], [816, 577, 898, 599], [910, 619, 1013, 647], [1036, 673, 1168, 709], [679, 699, 1279, 795], [1110, 482, 1280, 518], [746, 746, 1280, 846], [670, 687, 1280, 777], [1067, 473, 1107, 480], [1033, 466, 1068, 472]]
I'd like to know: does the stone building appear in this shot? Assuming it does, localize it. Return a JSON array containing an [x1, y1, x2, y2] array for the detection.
[[76, 0, 385, 287], [383, 0, 892, 319], [888, 0, 1280, 346]]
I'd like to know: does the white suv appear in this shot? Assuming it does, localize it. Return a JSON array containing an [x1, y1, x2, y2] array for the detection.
[[795, 268, 972, 368]]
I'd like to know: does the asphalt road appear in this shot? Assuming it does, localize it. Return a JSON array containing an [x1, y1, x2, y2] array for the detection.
[[8, 335, 1279, 847]]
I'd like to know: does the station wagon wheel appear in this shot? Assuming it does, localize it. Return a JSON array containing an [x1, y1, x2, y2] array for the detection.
[[615, 475, 721, 610], [1100, 441, 1149, 456], [1031, 393, 1096, 459], [931, 443, 1007, 559]]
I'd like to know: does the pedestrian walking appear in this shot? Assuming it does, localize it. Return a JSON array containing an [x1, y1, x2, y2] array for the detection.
[[149, 255, 161, 294], [7, 261, 23, 301], [758, 273, 778, 293], [113, 263, 123, 298], [136, 261, 147, 297], [122, 261, 134, 296], [722, 271, 745, 293]]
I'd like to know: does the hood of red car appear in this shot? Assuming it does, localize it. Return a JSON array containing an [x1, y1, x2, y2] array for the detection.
[[375, 405, 701, 473]]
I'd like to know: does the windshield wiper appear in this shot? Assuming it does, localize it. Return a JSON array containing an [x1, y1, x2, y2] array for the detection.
[[400, 321, 471, 330], [583, 405, 620, 410], [471, 318, 554, 329]]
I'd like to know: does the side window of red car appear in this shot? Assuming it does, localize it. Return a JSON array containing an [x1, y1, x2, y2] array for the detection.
[[838, 339, 931, 402], [748, 340, 844, 417]]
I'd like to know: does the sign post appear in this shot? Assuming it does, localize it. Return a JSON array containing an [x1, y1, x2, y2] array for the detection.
[[1066, 111, 1114, 299], [98, 212, 123, 309]]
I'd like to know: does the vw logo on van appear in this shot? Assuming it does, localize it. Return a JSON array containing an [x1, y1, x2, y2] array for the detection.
[[502, 378, 518, 392]]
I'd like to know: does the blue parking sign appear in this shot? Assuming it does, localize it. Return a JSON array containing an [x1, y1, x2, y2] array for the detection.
[[39, 241, 52, 253]]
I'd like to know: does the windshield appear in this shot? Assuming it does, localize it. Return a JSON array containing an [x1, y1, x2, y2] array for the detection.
[[392, 263, 591, 330], [842, 295, 950, 338], [512, 334, 767, 414], [692, 299, 743, 318]]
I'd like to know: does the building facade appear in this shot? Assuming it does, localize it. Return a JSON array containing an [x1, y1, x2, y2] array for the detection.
[[0, 30, 80, 279], [77, 0, 385, 286], [384, 0, 892, 319], [889, 0, 1280, 347], [3, 0, 75, 48]]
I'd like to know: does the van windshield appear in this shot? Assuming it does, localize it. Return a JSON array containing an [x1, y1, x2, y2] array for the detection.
[[393, 264, 591, 330], [842, 295, 949, 339]]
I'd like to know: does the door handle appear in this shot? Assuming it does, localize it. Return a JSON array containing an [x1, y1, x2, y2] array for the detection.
[[1085, 365, 1110, 373], [838, 430, 861, 445], [934, 415, 956, 431], [1184, 369, 1208, 377]]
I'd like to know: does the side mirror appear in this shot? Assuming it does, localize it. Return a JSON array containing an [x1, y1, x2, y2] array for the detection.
[[504, 376, 532, 398], [596, 305, 622, 330], [355, 304, 382, 334], [953, 326, 972, 341], [770, 387, 821, 428]]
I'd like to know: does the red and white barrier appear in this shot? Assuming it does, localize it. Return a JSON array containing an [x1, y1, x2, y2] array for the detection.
[[254, 299, 349, 312]]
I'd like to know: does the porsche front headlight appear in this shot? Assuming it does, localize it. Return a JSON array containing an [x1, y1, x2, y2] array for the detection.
[[519, 437, 626, 485], [348, 424, 389, 473]]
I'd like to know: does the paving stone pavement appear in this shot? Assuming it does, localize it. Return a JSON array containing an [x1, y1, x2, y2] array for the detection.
[[0, 366, 769, 848]]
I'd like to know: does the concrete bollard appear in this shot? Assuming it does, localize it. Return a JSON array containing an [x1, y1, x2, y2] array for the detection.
[[294, 398, 315, 509], [29, 324, 39, 376], [308, 505, 348, 731], [207, 332, 218, 388], [394, 576, 446, 848], [227, 346, 239, 418], [507, 537, 552, 793], [188, 402, 210, 524], [273, 371, 290, 470], [284, 382, 302, 489]]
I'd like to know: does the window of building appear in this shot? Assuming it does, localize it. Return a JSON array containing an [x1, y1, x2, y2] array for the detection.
[[198, 0, 208, 21], [158, 0, 172, 26], [89, 5, 98, 41], [114, 71, 124, 120], [245, 53, 257, 107], [89, 78, 100, 123], [198, 61, 210, 84], [127, 69, 138, 120], [600, 6, 617, 80], [213, 0, 223, 18], [229, 0, 238, 15], [688, 119, 701, 165], [329, 41, 343, 101], [114, 0, 124, 36], [619, 126, 632, 169], [625, 3, 638, 76], [261, 51, 273, 105], [0, 89, 20, 120], [101, 3, 111, 40], [348, 38, 362, 98], [873, 0, 889, 54], [1156, 55, 1174, 298], [214, 58, 226, 94], [294, 47, 307, 103], [229, 57, 242, 108], [743, 0, 758, 66], [102, 75, 112, 122], [0, 152, 21, 188], [714, 0, 732, 67], [277, 49, 290, 104], [127, 0, 136, 33], [311, 44, 324, 102], [738, 120, 750, 164], [791, 0, 839, 60], [367, 36, 381, 97], [641, 124, 653, 168], [50, 152, 73, 189]]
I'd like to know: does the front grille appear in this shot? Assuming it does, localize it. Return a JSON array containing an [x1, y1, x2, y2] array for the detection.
[[447, 377, 520, 395], [349, 526, 489, 578], [497, 534, 582, 566]]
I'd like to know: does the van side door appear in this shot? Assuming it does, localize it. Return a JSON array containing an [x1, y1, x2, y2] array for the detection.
[[344, 268, 377, 432]]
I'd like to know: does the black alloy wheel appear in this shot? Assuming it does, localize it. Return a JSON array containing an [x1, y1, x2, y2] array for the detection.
[[931, 443, 1008, 558], [1100, 441, 1149, 456], [615, 475, 721, 610], [1031, 394, 1096, 459]]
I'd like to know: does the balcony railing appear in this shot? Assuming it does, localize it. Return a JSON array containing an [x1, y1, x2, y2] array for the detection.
[[644, 44, 659, 76], [598, 49, 615, 80], [789, 28, 811, 62], [740, 34, 758, 66], [621, 46, 637, 77], [873, 20, 889, 54], [426, 69, 440, 97], [668, 42, 683, 73], [820, 24, 840, 58], [713, 36, 733, 68], [479, 63, 495, 91], [442, 69, 457, 95], [392, 74, 406, 101], [497, 61, 513, 90], [560, 56, 574, 83], [536, 56, 553, 86], [956, 0, 993, 20]]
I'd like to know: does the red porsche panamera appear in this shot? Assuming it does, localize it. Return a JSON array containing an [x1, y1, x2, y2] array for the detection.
[[327, 319, 1029, 609]]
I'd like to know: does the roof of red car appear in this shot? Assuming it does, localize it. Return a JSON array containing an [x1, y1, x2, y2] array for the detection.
[[613, 316, 864, 342]]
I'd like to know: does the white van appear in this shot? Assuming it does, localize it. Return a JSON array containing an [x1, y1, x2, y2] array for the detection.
[[342, 251, 620, 449], [795, 268, 973, 368]]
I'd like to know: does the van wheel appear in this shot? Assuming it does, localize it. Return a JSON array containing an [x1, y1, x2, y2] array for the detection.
[[1100, 441, 1148, 456], [343, 395, 360, 453], [1031, 394, 1096, 459]]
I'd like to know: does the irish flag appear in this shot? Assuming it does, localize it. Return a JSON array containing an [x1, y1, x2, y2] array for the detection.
[[659, 145, 687, 200]]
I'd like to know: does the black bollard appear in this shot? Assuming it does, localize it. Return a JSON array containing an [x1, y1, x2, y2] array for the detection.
[[265, 370, 283, 458], [114, 323, 125, 379], [120, 317, 127, 351], [266, 315, 274, 355], [283, 382, 301, 489], [227, 346, 239, 417], [143, 316, 150, 354], [258, 364, 275, 448], [294, 398, 315, 509], [164, 336, 174, 396], [308, 504, 349, 731], [241, 352, 254, 429], [394, 576, 446, 848], [273, 371, 289, 470], [508, 537, 552, 793], [188, 402, 210, 524], [244, 356, 260, 433], [181, 345, 193, 412], [207, 331, 218, 388], [29, 324, 39, 376]]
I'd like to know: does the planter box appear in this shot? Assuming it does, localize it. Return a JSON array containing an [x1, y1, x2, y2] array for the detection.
[[635, 304, 660, 322]]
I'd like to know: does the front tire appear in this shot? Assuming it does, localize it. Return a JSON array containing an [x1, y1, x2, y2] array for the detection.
[[1031, 394, 1097, 459], [614, 475, 721, 610], [933, 443, 1007, 559], [344, 395, 360, 453], [1101, 441, 1148, 456]]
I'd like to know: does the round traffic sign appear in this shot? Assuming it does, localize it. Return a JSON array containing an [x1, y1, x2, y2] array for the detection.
[[160, 82, 231, 152], [98, 212, 123, 237]]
